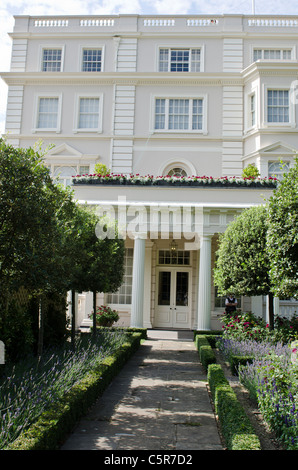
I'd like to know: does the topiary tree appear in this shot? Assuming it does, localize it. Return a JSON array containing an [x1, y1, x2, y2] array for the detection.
[[242, 163, 260, 179], [214, 205, 274, 328], [267, 157, 298, 300]]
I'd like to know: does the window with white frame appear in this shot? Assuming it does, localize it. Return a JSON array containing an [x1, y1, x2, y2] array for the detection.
[[106, 248, 133, 305], [159, 48, 201, 72], [253, 48, 292, 62], [52, 165, 90, 186], [82, 49, 102, 72], [250, 94, 256, 127], [36, 96, 61, 130], [214, 287, 241, 309], [154, 97, 206, 132], [267, 89, 289, 123], [268, 161, 290, 180], [73, 94, 103, 132], [78, 97, 100, 129], [42, 48, 63, 71]]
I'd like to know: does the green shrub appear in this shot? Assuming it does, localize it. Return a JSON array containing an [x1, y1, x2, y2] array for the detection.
[[200, 345, 216, 370], [207, 363, 261, 450], [195, 334, 216, 370], [229, 355, 254, 376]]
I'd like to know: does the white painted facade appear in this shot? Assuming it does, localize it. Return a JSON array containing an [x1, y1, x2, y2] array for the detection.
[[2, 14, 298, 330]]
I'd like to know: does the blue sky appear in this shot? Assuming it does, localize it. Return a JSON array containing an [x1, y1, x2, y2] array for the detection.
[[2, 0, 298, 135]]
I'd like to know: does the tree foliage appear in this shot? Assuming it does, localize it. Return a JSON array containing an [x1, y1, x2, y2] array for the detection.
[[0, 139, 125, 357], [267, 158, 298, 299], [214, 205, 271, 297]]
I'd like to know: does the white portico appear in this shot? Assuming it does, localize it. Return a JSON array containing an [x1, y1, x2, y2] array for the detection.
[[73, 181, 274, 331]]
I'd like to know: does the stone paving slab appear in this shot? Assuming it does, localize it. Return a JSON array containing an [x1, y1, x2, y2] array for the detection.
[[61, 330, 223, 451]]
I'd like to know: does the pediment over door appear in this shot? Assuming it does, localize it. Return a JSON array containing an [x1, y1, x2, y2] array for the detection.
[[45, 143, 83, 162]]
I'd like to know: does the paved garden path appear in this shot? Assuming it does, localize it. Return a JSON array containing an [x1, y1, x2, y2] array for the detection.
[[61, 330, 223, 451]]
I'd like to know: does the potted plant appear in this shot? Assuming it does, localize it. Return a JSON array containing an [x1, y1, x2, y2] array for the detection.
[[90, 305, 119, 327]]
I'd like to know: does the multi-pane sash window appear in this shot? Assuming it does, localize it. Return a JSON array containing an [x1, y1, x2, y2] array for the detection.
[[253, 49, 292, 62], [159, 48, 201, 72], [78, 98, 100, 129], [82, 49, 102, 71], [155, 98, 203, 131], [37, 97, 59, 128], [107, 248, 133, 304], [42, 49, 62, 71], [267, 90, 289, 123], [250, 94, 256, 127]]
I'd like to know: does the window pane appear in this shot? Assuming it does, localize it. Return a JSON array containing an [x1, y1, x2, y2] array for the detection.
[[158, 271, 171, 305], [254, 49, 262, 61], [169, 99, 189, 129], [158, 250, 190, 265], [192, 99, 203, 129], [42, 49, 62, 72], [267, 90, 289, 123], [268, 161, 290, 179], [159, 48, 169, 71], [176, 272, 188, 306], [82, 49, 102, 72], [38, 98, 58, 128], [170, 49, 189, 72], [107, 248, 133, 304], [191, 49, 201, 72], [78, 98, 99, 128], [155, 99, 166, 129], [53, 166, 77, 186]]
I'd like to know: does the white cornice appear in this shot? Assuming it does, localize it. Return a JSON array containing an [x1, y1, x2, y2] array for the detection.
[[0, 71, 243, 87], [242, 60, 298, 81]]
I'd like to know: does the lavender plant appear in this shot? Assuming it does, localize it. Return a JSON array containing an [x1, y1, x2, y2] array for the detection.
[[219, 312, 298, 449], [0, 329, 126, 449]]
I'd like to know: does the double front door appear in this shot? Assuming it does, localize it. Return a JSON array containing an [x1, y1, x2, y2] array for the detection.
[[155, 267, 191, 329]]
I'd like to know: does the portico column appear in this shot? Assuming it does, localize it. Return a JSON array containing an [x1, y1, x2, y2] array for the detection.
[[130, 235, 146, 328], [197, 234, 212, 331]]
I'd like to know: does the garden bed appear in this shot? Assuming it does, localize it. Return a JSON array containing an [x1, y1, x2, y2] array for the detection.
[[204, 311, 298, 450], [1, 329, 144, 450]]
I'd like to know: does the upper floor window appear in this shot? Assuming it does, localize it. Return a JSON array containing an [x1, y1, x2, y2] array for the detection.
[[250, 94, 256, 127], [159, 48, 201, 72], [36, 96, 60, 130], [78, 98, 100, 128], [267, 90, 289, 123], [253, 48, 292, 62], [42, 48, 62, 71], [74, 94, 103, 133], [82, 49, 102, 72], [154, 97, 206, 132]]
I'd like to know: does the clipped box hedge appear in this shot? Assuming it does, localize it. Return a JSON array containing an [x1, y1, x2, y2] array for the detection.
[[207, 363, 261, 450], [229, 355, 254, 376], [195, 334, 217, 371], [5, 331, 143, 450]]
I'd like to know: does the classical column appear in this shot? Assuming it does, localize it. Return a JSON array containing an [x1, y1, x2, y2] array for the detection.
[[143, 240, 154, 328], [130, 235, 146, 328], [197, 235, 212, 331]]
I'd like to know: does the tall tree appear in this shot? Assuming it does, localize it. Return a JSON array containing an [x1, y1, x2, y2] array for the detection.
[[267, 158, 298, 300], [214, 205, 274, 328]]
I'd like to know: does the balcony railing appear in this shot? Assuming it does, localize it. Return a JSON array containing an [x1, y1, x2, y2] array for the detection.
[[24, 15, 298, 33]]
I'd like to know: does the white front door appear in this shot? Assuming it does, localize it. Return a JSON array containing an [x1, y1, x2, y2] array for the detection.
[[155, 267, 191, 329]]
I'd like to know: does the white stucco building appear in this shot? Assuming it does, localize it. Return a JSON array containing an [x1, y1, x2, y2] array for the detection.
[[2, 14, 298, 330]]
